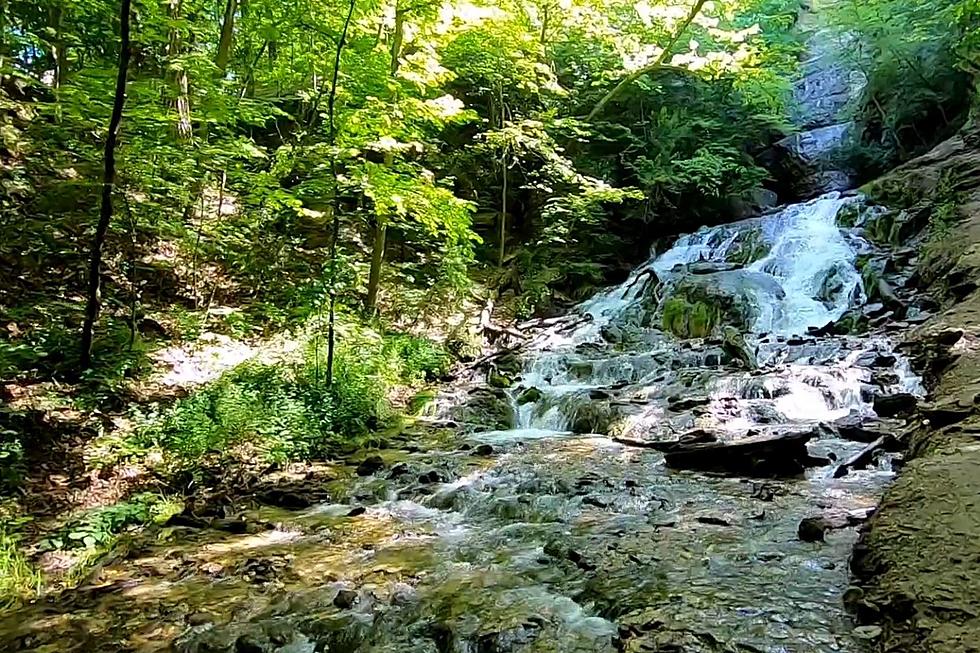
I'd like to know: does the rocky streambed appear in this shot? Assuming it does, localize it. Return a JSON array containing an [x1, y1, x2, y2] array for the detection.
[[0, 187, 939, 653]]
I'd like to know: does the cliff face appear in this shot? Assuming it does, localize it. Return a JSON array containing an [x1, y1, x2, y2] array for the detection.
[[853, 119, 980, 652]]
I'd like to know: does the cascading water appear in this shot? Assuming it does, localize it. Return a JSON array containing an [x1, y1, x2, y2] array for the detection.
[[0, 11, 927, 653]]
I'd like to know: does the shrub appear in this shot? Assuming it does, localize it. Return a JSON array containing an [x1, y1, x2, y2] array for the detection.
[[38, 493, 183, 552], [0, 529, 40, 607], [135, 328, 448, 470]]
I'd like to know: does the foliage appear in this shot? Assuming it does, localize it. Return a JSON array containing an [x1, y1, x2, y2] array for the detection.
[[0, 528, 40, 608], [828, 0, 977, 169], [134, 327, 448, 470], [39, 493, 182, 552]]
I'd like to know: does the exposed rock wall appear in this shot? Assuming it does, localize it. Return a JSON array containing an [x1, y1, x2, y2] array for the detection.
[[853, 119, 980, 652]]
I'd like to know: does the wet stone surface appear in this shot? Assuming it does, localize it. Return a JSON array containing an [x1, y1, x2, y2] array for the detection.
[[0, 191, 925, 653]]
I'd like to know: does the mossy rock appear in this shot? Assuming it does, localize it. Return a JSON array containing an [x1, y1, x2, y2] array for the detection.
[[569, 401, 623, 435], [488, 372, 513, 389], [452, 388, 515, 430], [725, 229, 770, 266], [659, 269, 780, 339], [494, 351, 523, 376], [661, 298, 719, 339], [516, 387, 543, 405]]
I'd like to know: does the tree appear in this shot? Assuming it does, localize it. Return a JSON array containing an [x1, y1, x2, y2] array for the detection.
[[79, 0, 132, 369]]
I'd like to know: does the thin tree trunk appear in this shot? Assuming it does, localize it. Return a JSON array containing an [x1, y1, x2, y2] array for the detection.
[[80, 0, 132, 370], [364, 216, 387, 314], [586, 0, 706, 121], [216, 0, 238, 72], [325, 0, 357, 386], [50, 5, 67, 89], [498, 84, 507, 268], [363, 3, 404, 315], [167, 0, 193, 140]]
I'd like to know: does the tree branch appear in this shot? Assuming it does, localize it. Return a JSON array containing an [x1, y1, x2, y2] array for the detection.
[[586, 0, 707, 122]]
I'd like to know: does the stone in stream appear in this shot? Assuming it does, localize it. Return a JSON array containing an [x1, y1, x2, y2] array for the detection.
[[515, 387, 543, 405], [667, 394, 711, 411], [798, 516, 830, 542], [662, 431, 820, 477], [831, 415, 889, 443], [356, 455, 386, 477], [873, 392, 918, 417], [333, 588, 358, 609], [474, 443, 494, 456]]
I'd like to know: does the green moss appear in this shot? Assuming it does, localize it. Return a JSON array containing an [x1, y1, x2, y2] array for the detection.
[[725, 230, 770, 266], [662, 297, 718, 339], [488, 372, 513, 389], [0, 529, 40, 608]]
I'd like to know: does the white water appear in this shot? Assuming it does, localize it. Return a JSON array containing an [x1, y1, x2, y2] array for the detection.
[[499, 191, 921, 439], [578, 192, 865, 341]]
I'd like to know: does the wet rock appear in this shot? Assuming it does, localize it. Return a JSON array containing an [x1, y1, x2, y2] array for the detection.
[[685, 261, 743, 275], [333, 589, 358, 609], [346, 506, 366, 517], [235, 634, 267, 653], [388, 462, 411, 478], [873, 392, 918, 417], [488, 371, 513, 389], [667, 395, 710, 411], [356, 455, 386, 477], [697, 515, 731, 527], [417, 469, 447, 484], [516, 387, 543, 405], [569, 401, 622, 435], [798, 516, 830, 542], [453, 387, 515, 430], [186, 612, 214, 626], [722, 326, 758, 369], [600, 323, 624, 343], [474, 444, 494, 456], [832, 415, 888, 443], [663, 431, 819, 477], [257, 489, 313, 510], [494, 351, 523, 376], [834, 435, 894, 477]]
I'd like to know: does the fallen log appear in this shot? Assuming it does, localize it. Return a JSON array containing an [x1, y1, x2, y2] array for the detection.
[[833, 435, 894, 478], [662, 431, 818, 477]]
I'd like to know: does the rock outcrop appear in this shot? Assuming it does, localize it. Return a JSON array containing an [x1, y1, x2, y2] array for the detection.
[[853, 120, 980, 652]]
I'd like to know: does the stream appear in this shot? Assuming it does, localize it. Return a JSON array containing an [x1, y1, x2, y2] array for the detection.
[[0, 11, 928, 653], [0, 191, 924, 653]]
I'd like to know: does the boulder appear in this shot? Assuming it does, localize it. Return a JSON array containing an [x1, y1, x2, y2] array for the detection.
[[873, 392, 918, 417], [798, 516, 830, 542], [452, 387, 515, 430], [662, 431, 819, 477], [660, 269, 785, 339], [569, 401, 623, 435], [356, 455, 385, 477], [516, 387, 543, 405]]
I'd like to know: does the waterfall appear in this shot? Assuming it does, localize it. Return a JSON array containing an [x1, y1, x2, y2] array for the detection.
[[577, 192, 866, 341]]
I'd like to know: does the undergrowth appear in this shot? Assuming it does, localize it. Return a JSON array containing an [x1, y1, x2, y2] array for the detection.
[[0, 529, 41, 608], [130, 327, 451, 473]]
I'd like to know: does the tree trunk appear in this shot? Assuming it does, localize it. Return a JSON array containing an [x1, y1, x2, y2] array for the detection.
[[216, 0, 238, 72], [363, 3, 403, 316], [325, 0, 357, 386], [586, 0, 706, 121], [80, 0, 132, 370], [167, 0, 193, 140], [498, 84, 508, 268], [364, 216, 387, 314], [49, 5, 67, 90]]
